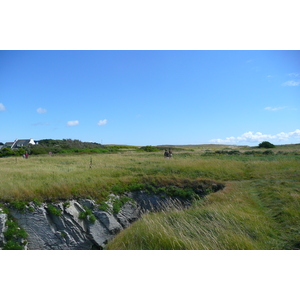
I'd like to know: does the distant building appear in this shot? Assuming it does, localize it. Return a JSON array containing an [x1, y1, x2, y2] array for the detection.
[[11, 139, 35, 148], [0, 142, 14, 149], [0, 139, 35, 149]]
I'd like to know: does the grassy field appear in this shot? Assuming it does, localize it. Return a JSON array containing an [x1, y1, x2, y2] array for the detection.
[[1, 144, 299, 249]]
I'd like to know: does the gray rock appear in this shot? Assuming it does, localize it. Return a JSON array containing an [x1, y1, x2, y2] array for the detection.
[[10, 205, 64, 250], [116, 202, 141, 228], [3, 194, 185, 249], [87, 220, 112, 249], [9, 203, 93, 250], [80, 199, 96, 209], [1, 180, 222, 250], [94, 210, 123, 234], [127, 191, 187, 212], [0, 209, 8, 247]]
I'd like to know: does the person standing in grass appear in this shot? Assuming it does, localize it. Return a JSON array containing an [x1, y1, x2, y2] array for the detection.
[[164, 149, 169, 158]]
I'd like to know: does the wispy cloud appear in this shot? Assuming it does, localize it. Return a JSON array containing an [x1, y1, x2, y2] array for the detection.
[[0, 103, 6, 111], [264, 106, 286, 111], [37, 107, 47, 114], [210, 129, 300, 144], [67, 120, 79, 126], [282, 80, 300, 86], [97, 119, 107, 126], [288, 73, 299, 77]]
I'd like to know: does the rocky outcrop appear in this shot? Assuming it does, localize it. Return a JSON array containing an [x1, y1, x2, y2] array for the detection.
[[8, 197, 138, 250], [0, 181, 225, 250], [0, 209, 8, 247]]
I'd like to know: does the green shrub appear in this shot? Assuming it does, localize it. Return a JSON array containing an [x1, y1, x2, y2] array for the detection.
[[79, 206, 96, 223], [98, 202, 110, 212], [4, 219, 28, 240], [215, 150, 241, 155], [89, 214, 96, 223], [0, 147, 15, 157], [79, 211, 87, 219], [47, 204, 62, 216], [111, 184, 126, 194], [113, 196, 133, 214], [11, 201, 27, 211], [3, 240, 25, 250], [3, 217, 28, 250], [15, 148, 26, 156], [138, 146, 160, 152], [32, 198, 42, 207], [263, 150, 274, 155], [157, 186, 196, 199], [63, 202, 70, 208], [228, 150, 241, 155], [244, 151, 254, 155], [30, 145, 48, 155], [128, 182, 145, 192], [258, 141, 275, 148]]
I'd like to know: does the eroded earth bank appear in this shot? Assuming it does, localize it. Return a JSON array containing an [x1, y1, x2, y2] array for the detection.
[[0, 180, 224, 250]]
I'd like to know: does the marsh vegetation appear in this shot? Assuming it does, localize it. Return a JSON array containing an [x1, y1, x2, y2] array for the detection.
[[1, 143, 299, 249]]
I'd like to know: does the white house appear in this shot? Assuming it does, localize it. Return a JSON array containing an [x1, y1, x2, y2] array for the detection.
[[11, 139, 36, 149]]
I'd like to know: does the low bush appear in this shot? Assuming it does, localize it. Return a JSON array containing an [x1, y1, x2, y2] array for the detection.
[[258, 141, 275, 148], [47, 204, 62, 216], [263, 150, 274, 155], [2, 240, 25, 250], [98, 202, 110, 212], [113, 196, 133, 214], [0, 147, 15, 157], [2, 215, 28, 250], [11, 201, 28, 212], [79, 206, 96, 223], [138, 146, 160, 152], [4, 219, 27, 240]]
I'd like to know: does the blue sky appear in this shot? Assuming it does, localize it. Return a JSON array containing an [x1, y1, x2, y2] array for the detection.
[[1, 50, 299, 146]]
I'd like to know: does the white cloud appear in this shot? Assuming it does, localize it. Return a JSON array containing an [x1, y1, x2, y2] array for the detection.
[[97, 119, 107, 126], [37, 107, 47, 114], [210, 129, 300, 144], [264, 106, 286, 111], [282, 80, 300, 86], [67, 120, 79, 126], [0, 103, 6, 111]]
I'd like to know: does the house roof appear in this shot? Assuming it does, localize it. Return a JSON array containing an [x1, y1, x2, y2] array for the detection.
[[4, 142, 14, 147], [11, 139, 35, 148]]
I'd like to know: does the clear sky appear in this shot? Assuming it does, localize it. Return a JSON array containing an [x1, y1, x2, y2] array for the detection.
[[1, 50, 299, 146]]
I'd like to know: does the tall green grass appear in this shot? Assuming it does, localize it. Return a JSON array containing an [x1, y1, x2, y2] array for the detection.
[[1, 147, 299, 250], [0, 151, 299, 201], [106, 181, 286, 250]]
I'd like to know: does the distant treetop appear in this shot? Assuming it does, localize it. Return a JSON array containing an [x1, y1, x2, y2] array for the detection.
[[37, 139, 104, 149], [258, 141, 275, 148]]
